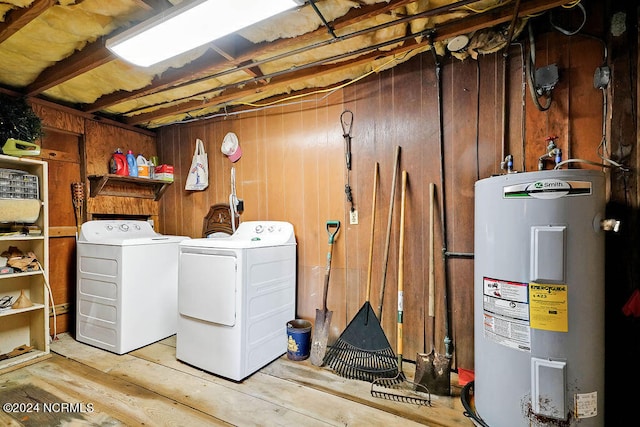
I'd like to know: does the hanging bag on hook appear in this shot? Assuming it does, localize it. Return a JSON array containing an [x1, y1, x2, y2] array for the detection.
[[185, 138, 209, 191]]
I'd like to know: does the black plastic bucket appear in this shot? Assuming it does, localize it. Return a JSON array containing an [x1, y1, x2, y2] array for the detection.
[[286, 319, 312, 360]]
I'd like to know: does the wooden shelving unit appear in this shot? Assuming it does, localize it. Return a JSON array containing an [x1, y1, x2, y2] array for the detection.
[[0, 154, 50, 373], [88, 174, 172, 201]]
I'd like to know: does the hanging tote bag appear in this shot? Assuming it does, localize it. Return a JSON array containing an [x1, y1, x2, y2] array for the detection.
[[185, 138, 209, 191]]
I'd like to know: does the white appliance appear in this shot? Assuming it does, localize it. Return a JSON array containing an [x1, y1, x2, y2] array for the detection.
[[474, 170, 605, 426], [76, 220, 188, 354], [177, 221, 296, 381]]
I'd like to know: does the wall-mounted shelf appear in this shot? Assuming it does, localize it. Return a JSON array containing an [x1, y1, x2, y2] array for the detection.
[[88, 174, 173, 201]]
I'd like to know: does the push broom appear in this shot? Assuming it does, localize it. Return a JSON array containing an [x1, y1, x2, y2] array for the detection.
[[323, 161, 398, 382]]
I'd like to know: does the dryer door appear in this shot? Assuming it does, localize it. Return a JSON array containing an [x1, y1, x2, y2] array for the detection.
[[178, 251, 236, 326]]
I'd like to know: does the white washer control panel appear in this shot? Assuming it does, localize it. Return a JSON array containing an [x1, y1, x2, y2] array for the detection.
[[79, 220, 158, 242], [234, 221, 295, 245]]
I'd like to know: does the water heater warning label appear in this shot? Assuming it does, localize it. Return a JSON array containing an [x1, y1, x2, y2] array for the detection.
[[529, 283, 569, 332], [482, 277, 531, 352]]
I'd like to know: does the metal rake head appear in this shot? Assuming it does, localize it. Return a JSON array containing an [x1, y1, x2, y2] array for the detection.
[[370, 375, 432, 406]]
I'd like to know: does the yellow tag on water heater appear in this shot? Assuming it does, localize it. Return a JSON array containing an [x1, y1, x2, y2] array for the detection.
[[529, 283, 568, 332]]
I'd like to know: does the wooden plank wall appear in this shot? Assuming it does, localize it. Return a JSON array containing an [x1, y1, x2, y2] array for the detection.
[[29, 100, 163, 336], [84, 121, 159, 219], [156, 21, 617, 371], [16, 0, 632, 377], [30, 102, 85, 335]]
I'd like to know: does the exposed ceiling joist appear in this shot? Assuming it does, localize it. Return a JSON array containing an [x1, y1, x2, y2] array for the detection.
[[0, 0, 55, 44], [126, 0, 572, 125], [0, 0, 579, 129], [126, 35, 433, 125]]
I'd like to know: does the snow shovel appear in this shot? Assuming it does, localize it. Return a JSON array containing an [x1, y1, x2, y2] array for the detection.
[[310, 220, 340, 366], [415, 182, 451, 396]]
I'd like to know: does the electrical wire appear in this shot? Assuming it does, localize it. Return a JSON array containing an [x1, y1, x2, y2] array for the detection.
[[36, 260, 57, 342], [549, 1, 586, 35], [474, 58, 480, 181], [237, 55, 402, 108], [554, 157, 627, 170], [526, 22, 552, 111], [229, 167, 238, 233], [462, 0, 509, 14], [460, 382, 491, 427], [526, 1, 587, 113], [163, 53, 409, 125], [125, 0, 472, 117]]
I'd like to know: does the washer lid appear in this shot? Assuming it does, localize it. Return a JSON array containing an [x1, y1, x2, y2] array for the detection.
[[78, 220, 188, 245]]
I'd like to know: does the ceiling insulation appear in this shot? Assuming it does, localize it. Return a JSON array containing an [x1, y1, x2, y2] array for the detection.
[[0, 0, 575, 129]]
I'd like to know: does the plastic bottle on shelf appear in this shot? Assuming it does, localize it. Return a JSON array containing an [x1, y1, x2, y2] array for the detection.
[[126, 150, 138, 177], [110, 148, 128, 176], [136, 154, 149, 178], [148, 159, 155, 179]]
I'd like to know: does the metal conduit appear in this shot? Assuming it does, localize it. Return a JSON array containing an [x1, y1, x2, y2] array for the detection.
[[120, 0, 482, 115]]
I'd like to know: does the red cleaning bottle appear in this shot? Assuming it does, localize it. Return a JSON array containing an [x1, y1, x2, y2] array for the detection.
[[110, 148, 128, 176]]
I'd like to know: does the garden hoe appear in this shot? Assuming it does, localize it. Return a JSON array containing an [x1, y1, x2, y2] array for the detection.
[[310, 220, 340, 366]]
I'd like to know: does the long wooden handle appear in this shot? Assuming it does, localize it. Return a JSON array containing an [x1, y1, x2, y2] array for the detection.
[[378, 145, 401, 320], [397, 170, 407, 359], [428, 182, 435, 318], [366, 162, 379, 302]]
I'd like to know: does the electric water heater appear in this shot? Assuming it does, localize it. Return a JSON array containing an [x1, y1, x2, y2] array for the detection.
[[474, 169, 605, 426]]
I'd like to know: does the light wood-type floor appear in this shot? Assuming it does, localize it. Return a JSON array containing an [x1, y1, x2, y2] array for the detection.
[[0, 333, 473, 426]]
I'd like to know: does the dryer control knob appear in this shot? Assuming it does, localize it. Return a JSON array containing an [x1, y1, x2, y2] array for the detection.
[[268, 226, 275, 233], [119, 223, 129, 232], [106, 225, 113, 231], [255, 225, 264, 234]]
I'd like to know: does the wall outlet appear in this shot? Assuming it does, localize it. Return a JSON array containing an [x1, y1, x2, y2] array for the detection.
[[350, 210, 358, 225]]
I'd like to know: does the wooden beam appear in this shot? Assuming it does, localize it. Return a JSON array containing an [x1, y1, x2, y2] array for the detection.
[[24, 0, 174, 96], [49, 226, 77, 238], [83, 0, 418, 112], [0, 0, 55, 44], [82, 39, 245, 113], [26, 39, 115, 96], [123, 0, 570, 125], [85, 0, 562, 116], [432, 0, 574, 42], [125, 36, 431, 125]]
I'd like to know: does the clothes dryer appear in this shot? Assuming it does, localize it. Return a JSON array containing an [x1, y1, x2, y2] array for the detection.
[[76, 220, 188, 354], [177, 221, 296, 381]]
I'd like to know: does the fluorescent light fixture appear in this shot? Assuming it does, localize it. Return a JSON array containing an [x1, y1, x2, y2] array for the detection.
[[107, 0, 301, 67]]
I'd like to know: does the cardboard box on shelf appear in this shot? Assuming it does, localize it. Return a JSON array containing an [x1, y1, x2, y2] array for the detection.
[[155, 165, 174, 182]]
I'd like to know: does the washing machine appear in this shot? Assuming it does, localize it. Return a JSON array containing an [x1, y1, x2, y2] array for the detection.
[[177, 221, 296, 381], [76, 220, 188, 354]]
